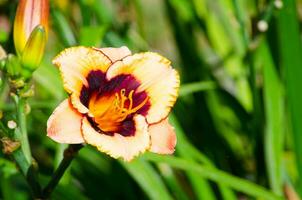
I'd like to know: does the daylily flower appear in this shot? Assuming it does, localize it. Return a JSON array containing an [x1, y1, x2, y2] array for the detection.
[[47, 46, 180, 161]]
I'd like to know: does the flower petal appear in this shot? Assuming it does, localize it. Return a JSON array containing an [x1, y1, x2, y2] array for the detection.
[[149, 118, 176, 154], [53, 46, 112, 113], [47, 99, 84, 144], [94, 46, 131, 62], [106, 52, 180, 124], [82, 115, 150, 161]]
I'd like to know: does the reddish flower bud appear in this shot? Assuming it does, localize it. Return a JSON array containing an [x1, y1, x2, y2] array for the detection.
[[13, 0, 49, 55]]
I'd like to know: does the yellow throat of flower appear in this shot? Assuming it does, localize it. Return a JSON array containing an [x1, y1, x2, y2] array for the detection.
[[89, 89, 148, 133]]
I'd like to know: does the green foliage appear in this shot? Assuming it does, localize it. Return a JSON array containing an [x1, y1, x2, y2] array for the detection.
[[0, 0, 301, 199]]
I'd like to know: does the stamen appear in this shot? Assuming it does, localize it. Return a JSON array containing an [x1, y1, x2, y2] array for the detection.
[[92, 88, 148, 132], [128, 90, 134, 110], [115, 89, 148, 122]]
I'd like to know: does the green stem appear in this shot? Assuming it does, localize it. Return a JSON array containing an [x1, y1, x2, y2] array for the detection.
[[143, 154, 283, 200], [13, 95, 31, 163], [42, 144, 83, 199], [0, 121, 42, 198], [0, 80, 9, 107], [13, 150, 42, 198]]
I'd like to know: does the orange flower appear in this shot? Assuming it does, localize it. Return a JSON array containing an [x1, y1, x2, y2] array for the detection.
[[47, 47, 180, 161]]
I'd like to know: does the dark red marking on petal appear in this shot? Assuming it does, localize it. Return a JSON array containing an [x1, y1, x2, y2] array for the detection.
[[103, 74, 150, 116], [87, 70, 106, 92], [118, 119, 135, 136], [80, 70, 106, 107], [109, 75, 140, 93], [80, 70, 150, 115], [79, 85, 89, 107], [101, 74, 130, 94]]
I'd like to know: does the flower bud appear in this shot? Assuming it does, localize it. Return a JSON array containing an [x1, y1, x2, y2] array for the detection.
[[21, 25, 46, 75], [13, 0, 49, 55], [6, 54, 22, 78]]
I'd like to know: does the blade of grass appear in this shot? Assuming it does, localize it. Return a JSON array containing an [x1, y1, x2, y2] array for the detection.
[[231, 0, 261, 120], [78, 0, 92, 26], [132, 0, 146, 40], [276, 0, 302, 194], [204, 0, 244, 55], [164, 2, 227, 198], [0, 176, 12, 200], [51, 10, 77, 47], [121, 160, 173, 200], [0, 158, 18, 200], [257, 40, 284, 196], [179, 81, 217, 97], [157, 164, 191, 200], [170, 114, 237, 200], [187, 172, 216, 200], [206, 91, 248, 158], [93, 0, 114, 26], [232, 0, 265, 183], [33, 63, 64, 100], [79, 26, 107, 47], [142, 153, 282, 200]]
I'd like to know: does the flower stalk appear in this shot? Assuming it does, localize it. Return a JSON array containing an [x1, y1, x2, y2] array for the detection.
[[42, 144, 83, 198], [0, 121, 42, 198], [12, 94, 31, 164]]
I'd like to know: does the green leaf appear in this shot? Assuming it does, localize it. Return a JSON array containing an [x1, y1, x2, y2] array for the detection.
[[277, 0, 302, 194], [179, 81, 216, 97], [257, 40, 284, 196], [121, 160, 173, 200], [170, 115, 216, 200], [51, 10, 77, 47], [142, 153, 282, 200], [79, 26, 107, 46], [156, 164, 190, 200], [170, 114, 236, 200], [0, 158, 18, 178]]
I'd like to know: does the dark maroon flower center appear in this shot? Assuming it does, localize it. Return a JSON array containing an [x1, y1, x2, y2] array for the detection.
[[80, 70, 150, 136]]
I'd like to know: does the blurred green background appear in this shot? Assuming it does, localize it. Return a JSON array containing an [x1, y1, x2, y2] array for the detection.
[[0, 0, 302, 199]]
